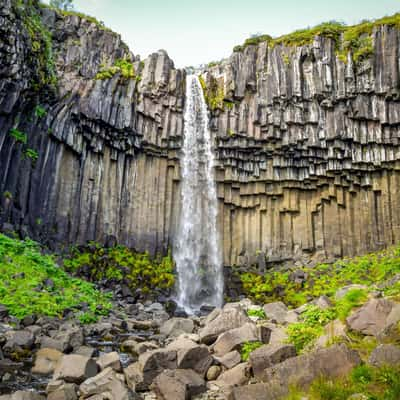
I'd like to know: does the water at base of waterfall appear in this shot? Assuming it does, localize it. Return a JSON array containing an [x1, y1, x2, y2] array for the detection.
[[174, 74, 224, 314]]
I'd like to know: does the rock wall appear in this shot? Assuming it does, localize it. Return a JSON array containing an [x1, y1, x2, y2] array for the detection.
[[1, 0, 400, 270], [203, 25, 400, 267], [0, 0, 185, 254]]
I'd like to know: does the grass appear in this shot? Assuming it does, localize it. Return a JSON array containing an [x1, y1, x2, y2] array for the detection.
[[239, 245, 400, 308], [232, 13, 400, 63], [63, 242, 175, 295], [0, 234, 112, 322]]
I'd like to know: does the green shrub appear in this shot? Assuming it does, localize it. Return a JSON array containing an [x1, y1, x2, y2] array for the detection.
[[198, 75, 225, 111], [64, 244, 175, 295], [23, 148, 39, 164], [240, 341, 263, 361], [0, 234, 111, 320], [95, 59, 140, 81], [9, 128, 27, 144], [34, 105, 47, 119], [247, 308, 266, 319]]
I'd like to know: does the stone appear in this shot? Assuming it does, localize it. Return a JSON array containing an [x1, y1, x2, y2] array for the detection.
[[53, 354, 98, 384], [263, 302, 288, 324], [47, 383, 78, 400], [199, 307, 251, 344], [346, 298, 394, 336], [368, 344, 400, 367], [249, 343, 297, 378], [3, 392, 45, 400], [206, 365, 221, 381], [216, 362, 250, 388], [75, 346, 96, 358], [96, 351, 121, 372], [159, 318, 194, 337], [32, 348, 63, 375], [3, 330, 35, 351], [259, 344, 361, 392], [315, 319, 348, 348], [213, 322, 261, 356], [214, 350, 242, 370], [229, 383, 285, 400], [167, 337, 212, 375], [335, 285, 368, 300], [79, 367, 129, 400], [152, 369, 206, 400]]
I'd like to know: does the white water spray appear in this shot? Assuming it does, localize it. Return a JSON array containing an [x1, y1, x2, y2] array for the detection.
[[174, 74, 224, 314]]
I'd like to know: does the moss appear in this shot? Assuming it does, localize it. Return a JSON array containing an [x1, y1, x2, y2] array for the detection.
[[95, 58, 141, 81], [232, 13, 400, 64], [198, 75, 225, 111], [16, 0, 57, 89]]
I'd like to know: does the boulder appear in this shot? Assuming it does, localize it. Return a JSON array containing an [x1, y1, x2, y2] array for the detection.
[[47, 382, 78, 400], [42, 325, 84, 353], [79, 367, 129, 400], [167, 337, 212, 375], [259, 344, 361, 391], [377, 303, 400, 342], [216, 362, 250, 388], [124, 348, 177, 391], [213, 322, 261, 356], [249, 344, 296, 378], [1, 392, 45, 400], [229, 382, 286, 400], [368, 344, 400, 367], [3, 330, 35, 351], [160, 318, 194, 337], [346, 298, 394, 336], [74, 346, 96, 358], [96, 351, 121, 372], [263, 302, 288, 324], [32, 348, 63, 375], [53, 355, 98, 384], [151, 369, 206, 400], [214, 350, 241, 369], [315, 319, 349, 348], [335, 285, 368, 300], [199, 308, 251, 344]]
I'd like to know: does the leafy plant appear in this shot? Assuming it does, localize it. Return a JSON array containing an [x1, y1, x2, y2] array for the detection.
[[23, 148, 39, 164], [95, 58, 141, 81], [0, 234, 111, 320], [34, 105, 47, 119], [247, 308, 266, 319], [3, 191, 12, 200], [9, 128, 27, 144], [240, 341, 263, 361]]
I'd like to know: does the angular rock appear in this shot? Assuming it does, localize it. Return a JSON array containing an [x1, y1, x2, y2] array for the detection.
[[315, 319, 349, 348], [213, 322, 261, 356], [53, 355, 98, 384], [79, 367, 129, 400], [160, 318, 194, 337], [263, 302, 288, 324], [368, 344, 400, 367], [214, 350, 241, 370], [152, 369, 206, 400], [32, 348, 63, 375], [249, 343, 296, 378], [47, 382, 78, 400], [199, 307, 251, 344], [96, 351, 121, 372], [216, 362, 250, 388], [4, 330, 35, 351]]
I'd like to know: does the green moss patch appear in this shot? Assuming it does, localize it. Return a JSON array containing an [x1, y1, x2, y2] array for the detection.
[[95, 58, 141, 81], [0, 234, 111, 321]]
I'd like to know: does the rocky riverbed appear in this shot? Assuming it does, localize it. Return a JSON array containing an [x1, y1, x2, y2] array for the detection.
[[1, 286, 400, 400]]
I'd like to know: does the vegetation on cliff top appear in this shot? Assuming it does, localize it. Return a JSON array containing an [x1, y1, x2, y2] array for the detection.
[[0, 233, 112, 322], [233, 13, 400, 63], [95, 58, 141, 81]]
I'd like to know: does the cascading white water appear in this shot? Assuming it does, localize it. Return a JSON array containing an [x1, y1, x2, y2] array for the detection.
[[174, 74, 224, 314]]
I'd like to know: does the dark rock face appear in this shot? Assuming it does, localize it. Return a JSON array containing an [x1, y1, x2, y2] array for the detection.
[[2, 0, 400, 270], [0, 0, 185, 255]]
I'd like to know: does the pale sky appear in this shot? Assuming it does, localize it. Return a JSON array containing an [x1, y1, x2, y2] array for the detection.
[[65, 0, 399, 67]]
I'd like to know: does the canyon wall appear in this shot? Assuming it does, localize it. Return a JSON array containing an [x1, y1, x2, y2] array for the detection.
[[1, 0, 400, 270]]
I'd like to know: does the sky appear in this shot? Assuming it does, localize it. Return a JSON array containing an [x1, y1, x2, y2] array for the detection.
[[66, 0, 399, 68]]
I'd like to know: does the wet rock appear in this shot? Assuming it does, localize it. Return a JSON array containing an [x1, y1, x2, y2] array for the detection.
[[79, 367, 129, 400], [151, 369, 206, 400], [97, 351, 121, 372], [32, 348, 63, 375], [53, 354, 98, 384], [249, 343, 297, 378]]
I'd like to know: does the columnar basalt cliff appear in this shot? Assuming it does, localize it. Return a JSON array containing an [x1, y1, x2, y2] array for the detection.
[[1, 0, 400, 272], [202, 24, 400, 268], [0, 0, 185, 254]]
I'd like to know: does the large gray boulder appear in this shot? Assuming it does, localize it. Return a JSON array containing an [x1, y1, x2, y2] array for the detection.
[[199, 307, 251, 344], [263, 302, 288, 324], [214, 350, 241, 369], [213, 322, 261, 356], [216, 362, 250, 389], [151, 369, 206, 400], [249, 343, 296, 378], [96, 351, 121, 372], [79, 367, 130, 400], [166, 337, 212, 375], [368, 344, 400, 367], [53, 355, 98, 384], [346, 298, 395, 336], [160, 318, 194, 337]]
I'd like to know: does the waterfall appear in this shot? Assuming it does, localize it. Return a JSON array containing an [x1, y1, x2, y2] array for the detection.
[[174, 74, 224, 314]]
